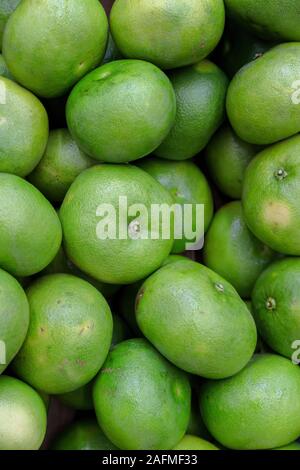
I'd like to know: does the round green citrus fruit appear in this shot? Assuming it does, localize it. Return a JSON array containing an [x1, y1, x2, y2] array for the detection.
[[0, 0, 20, 51], [242, 134, 300, 255], [66, 60, 176, 163], [52, 419, 118, 451], [224, 0, 300, 41], [252, 258, 300, 359], [3, 0, 108, 98], [136, 259, 257, 379], [155, 60, 228, 160], [200, 354, 300, 449], [226, 43, 300, 145], [12, 273, 113, 394], [0, 173, 62, 276], [0, 77, 48, 176], [28, 129, 95, 203], [0, 375, 47, 450], [204, 201, 275, 298], [173, 435, 219, 450], [60, 164, 174, 284], [138, 157, 213, 253], [0, 267, 29, 374], [43, 246, 120, 300], [93, 338, 191, 450], [110, 0, 225, 69], [205, 124, 260, 198]]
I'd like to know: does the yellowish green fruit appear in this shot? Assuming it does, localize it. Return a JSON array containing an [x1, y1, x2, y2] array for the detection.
[[0, 174, 62, 276], [136, 259, 257, 379], [242, 135, 300, 255], [110, 0, 225, 69], [66, 60, 176, 163], [60, 164, 174, 285], [3, 0, 108, 98], [12, 274, 113, 394], [200, 354, 300, 449], [252, 258, 300, 359], [0, 77, 48, 177], [93, 338, 191, 450], [0, 268, 29, 374], [227, 43, 300, 145], [0, 375, 47, 450]]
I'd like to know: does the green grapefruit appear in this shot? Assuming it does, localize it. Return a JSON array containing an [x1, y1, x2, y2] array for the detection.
[[93, 338, 191, 450], [200, 354, 300, 449], [12, 274, 113, 394], [3, 0, 108, 98], [110, 0, 225, 69], [136, 259, 257, 378], [0, 173, 62, 276], [226, 43, 300, 145], [0, 77, 48, 176], [66, 60, 176, 163], [252, 258, 300, 359], [0, 267, 29, 374], [242, 135, 300, 255], [60, 164, 174, 285], [0, 375, 47, 450], [155, 60, 228, 160], [205, 124, 260, 198]]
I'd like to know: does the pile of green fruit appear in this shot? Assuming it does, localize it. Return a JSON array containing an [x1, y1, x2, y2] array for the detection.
[[1, 0, 300, 452]]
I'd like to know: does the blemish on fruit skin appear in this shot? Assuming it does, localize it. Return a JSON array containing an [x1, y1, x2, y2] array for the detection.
[[79, 321, 94, 335], [215, 282, 224, 293], [263, 201, 291, 228], [76, 359, 86, 367], [135, 288, 145, 310], [40, 327, 45, 334], [102, 368, 115, 374]]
